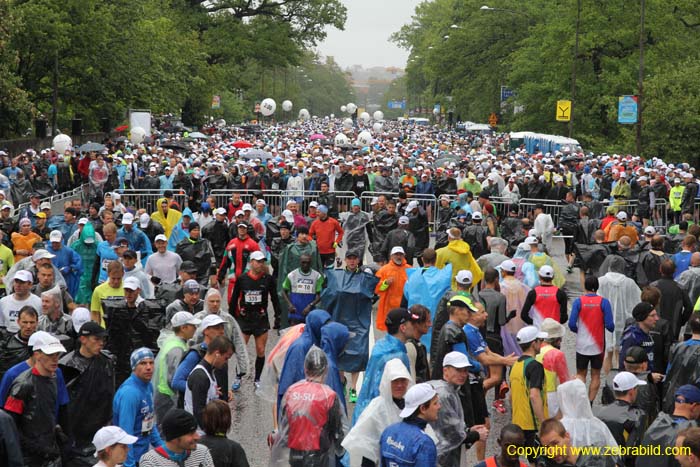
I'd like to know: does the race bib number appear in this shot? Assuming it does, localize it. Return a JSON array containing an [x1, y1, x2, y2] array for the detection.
[[244, 290, 262, 304], [101, 259, 113, 271], [141, 412, 154, 434], [292, 278, 314, 295], [271, 183, 279, 190], [356, 181, 365, 188]]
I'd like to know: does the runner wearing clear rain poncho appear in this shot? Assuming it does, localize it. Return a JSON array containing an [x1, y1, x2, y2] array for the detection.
[[269, 346, 346, 467], [341, 358, 413, 467], [557, 379, 620, 451], [597, 256, 642, 355]]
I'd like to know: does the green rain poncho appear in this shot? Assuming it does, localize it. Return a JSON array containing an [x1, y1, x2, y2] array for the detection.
[[71, 223, 98, 304]]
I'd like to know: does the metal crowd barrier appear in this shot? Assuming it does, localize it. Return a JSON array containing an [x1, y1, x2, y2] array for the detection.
[[14, 183, 89, 220], [118, 189, 188, 214], [209, 189, 358, 219]]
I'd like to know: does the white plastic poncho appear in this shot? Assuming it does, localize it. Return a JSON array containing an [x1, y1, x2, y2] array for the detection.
[[341, 358, 413, 466], [598, 256, 641, 351], [557, 379, 619, 449], [534, 212, 555, 250]]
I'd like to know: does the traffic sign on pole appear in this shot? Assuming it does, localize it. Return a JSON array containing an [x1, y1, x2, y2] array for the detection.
[[556, 100, 571, 122]]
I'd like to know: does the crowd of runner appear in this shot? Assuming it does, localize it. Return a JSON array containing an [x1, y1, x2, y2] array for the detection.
[[2, 118, 700, 467]]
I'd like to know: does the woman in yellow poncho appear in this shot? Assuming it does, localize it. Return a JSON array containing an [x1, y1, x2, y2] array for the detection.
[[435, 227, 484, 290], [150, 197, 181, 238]]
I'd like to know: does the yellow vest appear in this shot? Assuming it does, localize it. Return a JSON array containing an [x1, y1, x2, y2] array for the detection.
[[510, 356, 547, 431], [536, 344, 558, 418]]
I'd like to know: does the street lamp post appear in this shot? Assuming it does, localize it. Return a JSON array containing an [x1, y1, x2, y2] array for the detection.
[[637, 0, 646, 157], [569, 0, 581, 138]]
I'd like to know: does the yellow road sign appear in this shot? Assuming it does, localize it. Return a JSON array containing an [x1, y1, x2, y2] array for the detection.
[[556, 100, 571, 122]]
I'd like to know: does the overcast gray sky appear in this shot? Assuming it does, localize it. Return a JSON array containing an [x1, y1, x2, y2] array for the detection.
[[317, 0, 423, 69]]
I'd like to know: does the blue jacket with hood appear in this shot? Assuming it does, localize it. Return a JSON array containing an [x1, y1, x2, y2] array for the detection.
[[321, 321, 350, 412]]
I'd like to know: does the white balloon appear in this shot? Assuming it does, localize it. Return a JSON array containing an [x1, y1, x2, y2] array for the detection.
[[373, 122, 383, 133], [334, 133, 349, 145], [357, 130, 373, 147], [346, 103, 357, 114], [282, 100, 293, 112], [52, 134, 72, 154], [340, 105, 347, 113], [260, 98, 276, 116], [330, 114, 335, 119], [373, 110, 384, 121], [130, 127, 146, 145], [342, 118, 354, 130], [360, 112, 370, 123], [298, 109, 310, 121]]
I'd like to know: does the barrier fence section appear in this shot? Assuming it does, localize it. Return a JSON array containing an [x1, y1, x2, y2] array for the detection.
[[14, 183, 89, 220], [119, 189, 188, 214], [209, 189, 358, 219]]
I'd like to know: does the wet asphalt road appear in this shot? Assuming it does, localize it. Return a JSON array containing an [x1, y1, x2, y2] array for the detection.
[[228, 238, 586, 467]]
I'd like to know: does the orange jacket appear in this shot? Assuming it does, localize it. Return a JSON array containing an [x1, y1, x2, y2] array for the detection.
[[374, 259, 411, 331], [308, 217, 344, 254]]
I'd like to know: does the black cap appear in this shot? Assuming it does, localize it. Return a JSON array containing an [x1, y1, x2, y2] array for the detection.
[[164, 190, 173, 198], [161, 409, 197, 441], [385, 307, 419, 329], [122, 250, 137, 260], [79, 321, 107, 337], [624, 346, 648, 364], [188, 222, 200, 231], [180, 260, 198, 273], [279, 221, 292, 230], [632, 302, 655, 322], [296, 225, 309, 235], [345, 251, 359, 258], [30, 193, 41, 199]]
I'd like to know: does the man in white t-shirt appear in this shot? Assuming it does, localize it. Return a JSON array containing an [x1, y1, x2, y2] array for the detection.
[[144, 234, 182, 284], [0, 270, 42, 333]]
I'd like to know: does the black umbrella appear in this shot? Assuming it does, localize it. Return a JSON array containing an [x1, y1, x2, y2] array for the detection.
[[160, 141, 190, 151]]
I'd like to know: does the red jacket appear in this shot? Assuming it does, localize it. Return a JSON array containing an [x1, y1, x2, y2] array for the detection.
[[309, 217, 344, 254]]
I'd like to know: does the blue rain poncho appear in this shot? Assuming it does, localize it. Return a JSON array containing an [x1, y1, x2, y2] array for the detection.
[[321, 268, 378, 373], [403, 264, 452, 353], [321, 321, 350, 411]]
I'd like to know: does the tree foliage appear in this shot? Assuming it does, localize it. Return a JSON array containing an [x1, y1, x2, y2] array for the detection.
[[393, 0, 700, 161], [1, 0, 348, 136]]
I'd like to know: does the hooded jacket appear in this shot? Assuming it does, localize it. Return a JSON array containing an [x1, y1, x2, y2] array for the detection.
[[353, 334, 410, 424], [598, 264, 641, 350], [342, 358, 412, 466], [558, 379, 620, 449], [277, 310, 331, 409], [151, 198, 182, 238], [167, 207, 194, 251], [321, 322, 350, 411], [436, 239, 484, 290], [375, 258, 411, 332]]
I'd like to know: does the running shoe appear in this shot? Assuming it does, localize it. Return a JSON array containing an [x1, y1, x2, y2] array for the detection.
[[498, 380, 510, 399], [232, 377, 241, 392], [349, 389, 358, 403]]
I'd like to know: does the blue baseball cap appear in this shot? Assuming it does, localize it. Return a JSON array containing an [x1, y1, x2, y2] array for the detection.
[[675, 385, 700, 404], [318, 205, 329, 214], [351, 198, 361, 207]]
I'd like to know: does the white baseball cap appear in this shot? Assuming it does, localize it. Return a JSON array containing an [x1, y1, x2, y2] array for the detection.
[[235, 210, 244, 217], [399, 383, 437, 418], [14, 270, 33, 282], [37, 339, 66, 355], [200, 314, 225, 330], [613, 371, 647, 392], [472, 211, 483, 220], [539, 265, 554, 279], [455, 270, 473, 285], [256, 199, 266, 206], [123, 277, 141, 290], [49, 230, 62, 242], [398, 216, 410, 225], [644, 226, 656, 236], [112, 192, 121, 200], [242, 203, 253, 211], [122, 213, 134, 225], [309, 201, 319, 208], [155, 234, 168, 242], [524, 236, 539, 245], [500, 259, 517, 273], [390, 246, 405, 256], [32, 249, 55, 261], [170, 311, 202, 328], [616, 211, 628, 221], [516, 326, 548, 344], [443, 351, 472, 369], [214, 207, 227, 216], [405, 201, 419, 212], [250, 251, 266, 261], [71, 307, 91, 333], [78, 217, 88, 225], [92, 426, 138, 453], [28, 331, 55, 350], [139, 213, 150, 228], [40, 201, 52, 210]]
